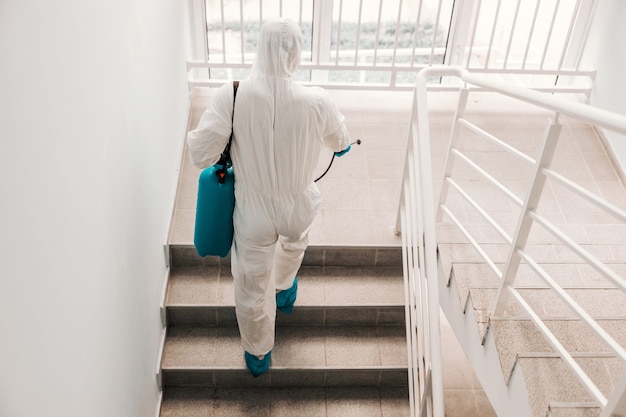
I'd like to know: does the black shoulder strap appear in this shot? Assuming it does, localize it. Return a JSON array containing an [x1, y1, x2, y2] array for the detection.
[[232, 80, 239, 122], [225, 80, 239, 152], [216, 81, 239, 183]]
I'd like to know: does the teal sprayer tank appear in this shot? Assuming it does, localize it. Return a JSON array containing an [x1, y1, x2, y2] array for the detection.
[[193, 164, 235, 258]]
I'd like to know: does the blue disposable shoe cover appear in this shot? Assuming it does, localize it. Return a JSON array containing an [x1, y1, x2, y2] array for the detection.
[[276, 277, 298, 314], [244, 351, 271, 377]]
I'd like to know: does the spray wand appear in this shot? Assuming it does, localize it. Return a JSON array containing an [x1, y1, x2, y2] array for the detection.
[[314, 139, 362, 182]]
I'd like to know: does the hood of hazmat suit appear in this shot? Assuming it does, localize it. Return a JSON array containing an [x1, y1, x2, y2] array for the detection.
[[187, 17, 351, 359], [251, 18, 302, 78]]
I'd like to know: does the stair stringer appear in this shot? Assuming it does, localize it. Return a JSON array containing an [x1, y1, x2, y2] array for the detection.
[[437, 254, 533, 417]]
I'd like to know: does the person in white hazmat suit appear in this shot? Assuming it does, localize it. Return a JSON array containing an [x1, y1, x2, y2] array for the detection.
[[187, 17, 352, 377]]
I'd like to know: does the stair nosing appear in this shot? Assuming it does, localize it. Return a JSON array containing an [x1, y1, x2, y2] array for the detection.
[[161, 365, 408, 371]]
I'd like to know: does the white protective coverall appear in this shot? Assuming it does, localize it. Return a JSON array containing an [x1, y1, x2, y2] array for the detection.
[[187, 18, 351, 357]]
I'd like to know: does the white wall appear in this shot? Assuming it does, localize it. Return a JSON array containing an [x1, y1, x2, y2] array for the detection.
[[0, 1, 188, 416], [588, 0, 626, 174]]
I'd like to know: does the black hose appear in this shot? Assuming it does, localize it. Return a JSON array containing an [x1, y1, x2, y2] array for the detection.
[[314, 154, 335, 182], [314, 139, 361, 183]]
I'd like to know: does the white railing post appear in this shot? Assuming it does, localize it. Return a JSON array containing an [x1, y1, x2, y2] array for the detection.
[[444, 0, 476, 67], [187, 0, 210, 83], [400, 206, 416, 417], [492, 118, 563, 317], [436, 86, 469, 222], [414, 68, 446, 417], [311, 0, 333, 83]]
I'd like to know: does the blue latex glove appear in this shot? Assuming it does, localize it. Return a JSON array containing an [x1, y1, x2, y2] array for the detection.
[[334, 145, 351, 157]]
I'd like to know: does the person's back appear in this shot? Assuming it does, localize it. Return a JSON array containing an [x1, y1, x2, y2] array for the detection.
[[187, 17, 351, 377], [230, 18, 347, 193]]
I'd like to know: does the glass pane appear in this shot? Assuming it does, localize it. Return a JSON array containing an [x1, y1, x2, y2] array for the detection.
[[204, 0, 315, 69]]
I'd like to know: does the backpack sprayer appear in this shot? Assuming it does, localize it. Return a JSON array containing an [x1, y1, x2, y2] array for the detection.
[[314, 139, 362, 182]]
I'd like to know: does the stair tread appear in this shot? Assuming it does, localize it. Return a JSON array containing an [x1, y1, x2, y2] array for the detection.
[[168, 245, 403, 268], [438, 242, 626, 267], [450, 262, 621, 304], [160, 386, 410, 417], [548, 405, 599, 417], [491, 318, 626, 382], [162, 325, 407, 370], [468, 287, 626, 319], [166, 265, 405, 307], [519, 356, 624, 417]]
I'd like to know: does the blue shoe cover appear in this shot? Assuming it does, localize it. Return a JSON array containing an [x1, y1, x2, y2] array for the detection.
[[244, 351, 271, 377], [276, 277, 298, 314]]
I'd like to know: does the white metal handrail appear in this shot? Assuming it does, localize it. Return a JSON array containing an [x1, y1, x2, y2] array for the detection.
[[397, 68, 445, 417], [397, 65, 626, 417], [187, 0, 597, 91]]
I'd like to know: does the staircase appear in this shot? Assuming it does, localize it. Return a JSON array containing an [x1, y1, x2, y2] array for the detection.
[[159, 84, 626, 416], [159, 245, 409, 416], [416, 70, 626, 417], [437, 238, 626, 417], [157, 89, 420, 416]]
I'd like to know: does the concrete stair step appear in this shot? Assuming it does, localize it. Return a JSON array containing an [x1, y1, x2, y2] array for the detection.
[[491, 318, 626, 382], [449, 262, 621, 307], [166, 265, 405, 327], [437, 238, 626, 417], [468, 287, 626, 320], [438, 243, 626, 288], [519, 356, 624, 417], [547, 403, 600, 417], [439, 241, 626, 341], [161, 325, 408, 387], [160, 386, 410, 416], [168, 245, 403, 268]]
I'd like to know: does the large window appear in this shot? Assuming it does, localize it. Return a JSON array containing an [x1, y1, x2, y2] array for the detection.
[[188, 0, 597, 91]]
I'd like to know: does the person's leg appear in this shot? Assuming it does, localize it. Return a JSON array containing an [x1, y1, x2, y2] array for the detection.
[[231, 195, 278, 362], [231, 237, 277, 357], [272, 228, 309, 313]]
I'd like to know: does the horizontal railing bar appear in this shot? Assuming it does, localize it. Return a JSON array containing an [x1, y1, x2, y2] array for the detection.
[[189, 63, 433, 71], [528, 211, 626, 290], [519, 352, 616, 359], [188, 80, 416, 91], [440, 204, 503, 279], [455, 71, 626, 135], [187, 60, 596, 76], [457, 118, 536, 165], [194, 48, 445, 62], [450, 148, 525, 206], [507, 285, 608, 406], [414, 67, 626, 134], [446, 177, 513, 243], [188, 79, 592, 95], [517, 250, 626, 363], [542, 168, 626, 223], [491, 316, 625, 321]]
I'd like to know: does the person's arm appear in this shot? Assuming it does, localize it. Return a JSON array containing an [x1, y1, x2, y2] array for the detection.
[[321, 95, 351, 155], [187, 83, 235, 169]]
